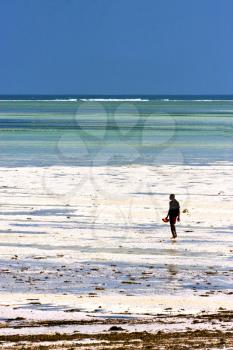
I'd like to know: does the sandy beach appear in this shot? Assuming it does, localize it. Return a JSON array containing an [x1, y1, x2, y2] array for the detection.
[[0, 163, 233, 348], [1, 0, 233, 346]]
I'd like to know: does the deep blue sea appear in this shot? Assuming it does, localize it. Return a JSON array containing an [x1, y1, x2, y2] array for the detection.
[[0, 95, 232, 167]]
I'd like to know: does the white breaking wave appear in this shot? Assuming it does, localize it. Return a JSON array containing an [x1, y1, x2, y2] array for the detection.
[[0, 98, 148, 102], [0, 99, 78, 102], [79, 98, 149, 102], [160, 99, 233, 102], [0, 98, 232, 102]]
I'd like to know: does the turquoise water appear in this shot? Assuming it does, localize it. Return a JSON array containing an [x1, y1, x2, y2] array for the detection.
[[0, 99, 232, 167]]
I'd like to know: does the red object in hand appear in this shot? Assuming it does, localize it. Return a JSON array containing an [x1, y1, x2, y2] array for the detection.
[[162, 217, 169, 223]]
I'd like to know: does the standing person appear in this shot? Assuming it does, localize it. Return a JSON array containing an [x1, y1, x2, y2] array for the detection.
[[166, 194, 180, 238]]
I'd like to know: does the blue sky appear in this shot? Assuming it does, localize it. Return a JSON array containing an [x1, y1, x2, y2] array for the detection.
[[0, 0, 232, 95]]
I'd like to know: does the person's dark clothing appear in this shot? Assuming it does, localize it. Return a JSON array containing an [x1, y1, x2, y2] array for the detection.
[[168, 199, 180, 223]]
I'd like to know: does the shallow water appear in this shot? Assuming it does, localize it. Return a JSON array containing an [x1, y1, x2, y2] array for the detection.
[[0, 99, 232, 166], [0, 164, 232, 302]]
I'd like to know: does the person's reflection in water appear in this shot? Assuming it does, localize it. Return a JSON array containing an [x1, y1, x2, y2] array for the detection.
[[166, 264, 178, 290]]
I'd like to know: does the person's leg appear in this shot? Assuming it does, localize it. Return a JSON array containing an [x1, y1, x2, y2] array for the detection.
[[173, 224, 177, 238], [170, 221, 176, 238]]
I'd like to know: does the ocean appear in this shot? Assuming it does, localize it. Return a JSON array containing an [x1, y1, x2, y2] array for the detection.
[[0, 95, 232, 167]]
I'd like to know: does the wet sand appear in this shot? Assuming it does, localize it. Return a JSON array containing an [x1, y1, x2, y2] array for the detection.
[[0, 164, 233, 348]]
